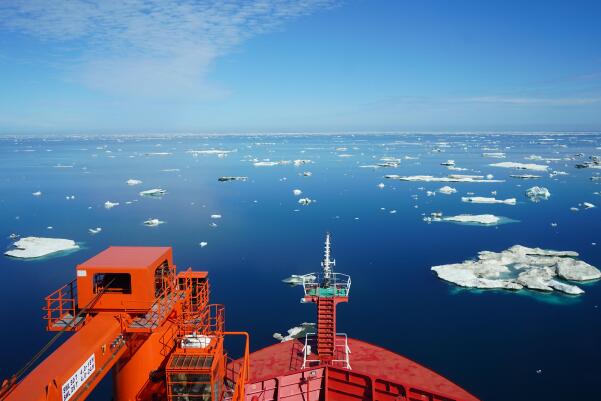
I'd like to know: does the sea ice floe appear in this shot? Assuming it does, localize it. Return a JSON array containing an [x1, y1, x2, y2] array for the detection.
[[431, 245, 600, 295], [139, 188, 167, 197], [187, 149, 234, 156], [511, 174, 541, 179], [218, 176, 247, 182], [298, 198, 313, 206], [5, 237, 79, 258], [384, 174, 503, 183], [126, 179, 142, 186], [377, 183, 385, 189], [144, 219, 164, 227], [489, 162, 549, 172], [440, 160, 455, 166], [88, 227, 102, 234], [482, 152, 506, 158], [462, 197, 516, 205], [442, 214, 500, 225], [104, 201, 119, 209], [294, 159, 312, 166], [145, 152, 171, 156], [199, 242, 208, 248], [292, 189, 302, 196], [525, 186, 551, 202], [32, 191, 42, 196], [583, 202, 595, 209], [254, 161, 280, 166], [439, 186, 457, 195], [282, 274, 316, 286], [273, 322, 316, 342], [210, 214, 222, 219]]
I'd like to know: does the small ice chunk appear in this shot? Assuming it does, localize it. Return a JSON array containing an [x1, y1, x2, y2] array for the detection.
[[199, 242, 208, 248], [292, 189, 302, 196], [139, 188, 167, 197], [377, 182, 385, 189], [104, 201, 119, 209], [144, 219, 164, 227], [298, 198, 313, 206], [32, 191, 42, 196], [88, 227, 102, 234], [583, 202, 595, 209], [210, 214, 222, 219], [126, 179, 142, 186], [438, 186, 457, 195]]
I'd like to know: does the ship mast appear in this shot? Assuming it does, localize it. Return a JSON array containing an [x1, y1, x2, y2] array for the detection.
[[321, 232, 335, 287]]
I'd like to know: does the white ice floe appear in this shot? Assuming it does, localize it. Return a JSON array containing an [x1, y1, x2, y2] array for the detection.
[[525, 186, 551, 202], [583, 202, 595, 209], [282, 274, 316, 286], [439, 186, 457, 195], [377, 182, 385, 189], [187, 149, 234, 156], [298, 198, 313, 206], [88, 227, 102, 234], [292, 189, 303, 196], [253, 160, 280, 166], [489, 162, 549, 172], [302, 171, 312, 177], [145, 152, 171, 156], [104, 201, 119, 209], [462, 196, 516, 205], [199, 242, 208, 248], [293, 159, 312, 166], [511, 174, 541, 179], [443, 214, 500, 225], [144, 219, 164, 227], [384, 174, 503, 183], [482, 152, 506, 158], [32, 191, 42, 196], [431, 245, 600, 295], [218, 176, 247, 182], [126, 179, 142, 186], [440, 160, 455, 166], [273, 323, 316, 342], [139, 188, 167, 197], [5, 237, 79, 258], [210, 214, 222, 219]]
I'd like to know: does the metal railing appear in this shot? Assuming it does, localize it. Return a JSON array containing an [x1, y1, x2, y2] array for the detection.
[[43, 279, 79, 331], [301, 272, 351, 298], [302, 333, 351, 369]]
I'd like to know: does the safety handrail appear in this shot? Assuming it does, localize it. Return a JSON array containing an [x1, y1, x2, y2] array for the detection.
[[223, 332, 250, 401]]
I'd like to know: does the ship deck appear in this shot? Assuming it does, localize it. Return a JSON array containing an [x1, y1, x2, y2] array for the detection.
[[236, 337, 479, 401]]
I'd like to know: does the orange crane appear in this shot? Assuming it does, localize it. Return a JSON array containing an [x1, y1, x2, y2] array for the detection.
[[0, 246, 249, 401]]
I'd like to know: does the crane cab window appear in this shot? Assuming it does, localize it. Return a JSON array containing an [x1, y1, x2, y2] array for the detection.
[[93, 273, 132, 294]]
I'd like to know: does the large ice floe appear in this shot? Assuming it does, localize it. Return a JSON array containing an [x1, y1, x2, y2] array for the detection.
[[5, 237, 79, 258], [423, 213, 508, 225], [431, 245, 601, 295], [462, 196, 516, 205], [384, 174, 503, 183], [489, 162, 549, 172]]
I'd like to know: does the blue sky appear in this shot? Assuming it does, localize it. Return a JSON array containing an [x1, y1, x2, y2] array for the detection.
[[0, 0, 600, 134]]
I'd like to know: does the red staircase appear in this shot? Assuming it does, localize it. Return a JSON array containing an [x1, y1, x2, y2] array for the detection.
[[317, 298, 336, 359]]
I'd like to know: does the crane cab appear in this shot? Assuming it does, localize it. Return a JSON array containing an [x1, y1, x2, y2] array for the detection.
[[75, 246, 175, 311]]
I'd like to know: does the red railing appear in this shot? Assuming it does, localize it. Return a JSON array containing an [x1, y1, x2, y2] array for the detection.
[[43, 280, 79, 331]]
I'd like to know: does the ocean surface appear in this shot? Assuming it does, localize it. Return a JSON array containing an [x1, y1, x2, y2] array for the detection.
[[0, 133, 600, 401]]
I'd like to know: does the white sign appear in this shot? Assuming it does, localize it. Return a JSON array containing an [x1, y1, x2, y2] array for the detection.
[[62, 353, 95, 401], [77, 270, 87, 277]]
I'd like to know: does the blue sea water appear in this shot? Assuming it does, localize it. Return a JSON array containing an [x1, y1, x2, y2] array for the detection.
[[0, 133, 599, 401]]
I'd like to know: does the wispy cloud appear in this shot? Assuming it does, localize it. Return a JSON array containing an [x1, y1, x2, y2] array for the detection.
[[462, 96, 600, 105], [0, 0, 334, 98]]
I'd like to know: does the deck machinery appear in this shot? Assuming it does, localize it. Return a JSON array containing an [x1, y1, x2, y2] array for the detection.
[[0, 237, 480, 401]]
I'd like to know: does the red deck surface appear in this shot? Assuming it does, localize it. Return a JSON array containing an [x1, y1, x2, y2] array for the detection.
[[244, 337, 479, 401]]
